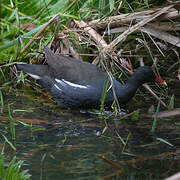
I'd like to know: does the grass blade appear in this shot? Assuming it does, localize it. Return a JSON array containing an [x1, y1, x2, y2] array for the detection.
[[8, 104, 16, 140], [151, 95, 161, 133], [2, 135, 16, 151]]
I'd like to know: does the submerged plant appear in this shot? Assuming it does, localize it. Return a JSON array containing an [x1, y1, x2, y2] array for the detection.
[[8, 104, 16, 140]]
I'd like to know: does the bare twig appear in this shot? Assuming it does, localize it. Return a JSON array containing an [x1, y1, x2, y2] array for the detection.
[[144, 108, 180, 118], [164, 172, 180, 180], [143, 84, 167, 107], [20, 13, 60, 54]]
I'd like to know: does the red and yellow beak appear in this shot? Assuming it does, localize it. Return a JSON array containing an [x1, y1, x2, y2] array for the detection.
[[153, 70, 167, 86], [160, 81, 167, 86]]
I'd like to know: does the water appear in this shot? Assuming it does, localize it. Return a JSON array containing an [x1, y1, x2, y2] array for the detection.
[[0, 88, 179, 180]]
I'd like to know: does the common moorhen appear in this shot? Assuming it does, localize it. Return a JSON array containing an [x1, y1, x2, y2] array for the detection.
[[17, 46, 166, 108]]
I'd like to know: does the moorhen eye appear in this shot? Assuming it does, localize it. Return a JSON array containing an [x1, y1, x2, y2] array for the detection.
[[17, 46, 166, 109]]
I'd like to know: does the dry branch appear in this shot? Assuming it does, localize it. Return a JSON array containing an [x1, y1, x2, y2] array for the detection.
[[104, 22, 180, 33], [164, 172, 180, 180], [104, 5, 175, 51], [74, 20, 108, 49], [89, 6, 180, 29], [149, 22, 180, 31]]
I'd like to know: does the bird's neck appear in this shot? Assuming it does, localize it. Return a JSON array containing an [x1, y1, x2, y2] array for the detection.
[[113, 80, 139, 105], [126, 74, 142, 88]]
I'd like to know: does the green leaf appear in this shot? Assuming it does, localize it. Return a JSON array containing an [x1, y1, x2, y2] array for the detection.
[[2, 135, 16, 151], [18, 121, 31, 127], [0, 23, 47, 52], [99, 0, 105, 15], [109, 0, 115, 12], [156, 137, 173, 146]]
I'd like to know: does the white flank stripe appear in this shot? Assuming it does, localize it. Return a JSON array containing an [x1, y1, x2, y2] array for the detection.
[[55, 78, 64, 84], [55, 78, 87, 89], [54, 84, 62, 91], [28, 73, 41, 79]]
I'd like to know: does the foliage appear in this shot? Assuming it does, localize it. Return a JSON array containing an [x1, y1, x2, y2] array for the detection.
[[0, 154, 31, 180], [0, 0, 167, 59], [0, 1, 179, 178]]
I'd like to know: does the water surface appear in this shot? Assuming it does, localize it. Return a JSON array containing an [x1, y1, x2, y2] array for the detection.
[[0, 87, 179, 180]]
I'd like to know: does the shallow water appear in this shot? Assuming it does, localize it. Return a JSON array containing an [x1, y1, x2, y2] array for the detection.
[[0, 87, 179, 180]]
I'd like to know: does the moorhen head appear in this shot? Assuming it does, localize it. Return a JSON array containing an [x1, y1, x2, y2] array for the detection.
[[17, 46, 166, 109]]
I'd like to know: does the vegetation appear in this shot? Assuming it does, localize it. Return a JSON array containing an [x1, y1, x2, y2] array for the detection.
[[0, 147, 31, 180], [0, 0, 179, 179]]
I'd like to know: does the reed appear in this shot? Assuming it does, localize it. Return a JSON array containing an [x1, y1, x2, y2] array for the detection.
[[8, 104, 16, 140]]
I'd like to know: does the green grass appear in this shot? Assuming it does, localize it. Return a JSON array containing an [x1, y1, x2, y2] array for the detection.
[[0, 153, 31, 180]]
